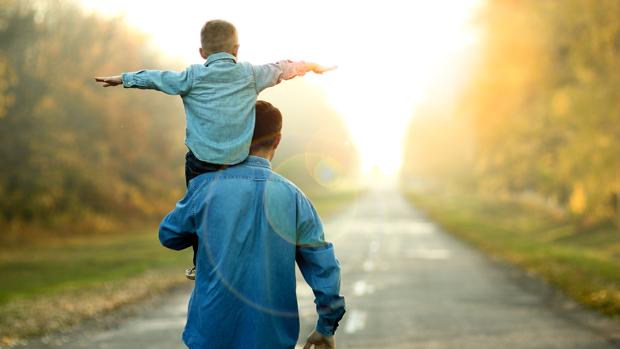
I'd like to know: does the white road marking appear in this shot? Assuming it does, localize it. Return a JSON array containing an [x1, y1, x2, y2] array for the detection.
[[344, 310, 367, 334], [369, 240, 380, 254], [405, 247, 451, 260], [353, 280, 375, 296], [362, 260, 375, 271], [329, 220, 437, 238]]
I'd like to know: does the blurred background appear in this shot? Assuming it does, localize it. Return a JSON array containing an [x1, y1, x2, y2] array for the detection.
[[1, 0, 619, 347]]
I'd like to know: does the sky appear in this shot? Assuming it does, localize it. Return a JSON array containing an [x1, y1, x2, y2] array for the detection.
[[80, 0, 481, 176]]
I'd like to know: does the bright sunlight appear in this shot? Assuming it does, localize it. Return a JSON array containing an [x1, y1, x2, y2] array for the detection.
[[81, 0, 480, 176]]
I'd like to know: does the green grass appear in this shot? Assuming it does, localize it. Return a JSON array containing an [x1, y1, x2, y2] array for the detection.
[[406, 190, 620, 318], [0, 189, 359, 344], [0, 230, 191, 344], [0, 231, 191, 306]]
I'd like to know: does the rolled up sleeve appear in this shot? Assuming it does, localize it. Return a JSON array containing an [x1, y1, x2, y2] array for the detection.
[[159, 193, 196, 250], [297, 244, 346, 335], [252, 61, 310, 93], [295, 193, 346, 336]]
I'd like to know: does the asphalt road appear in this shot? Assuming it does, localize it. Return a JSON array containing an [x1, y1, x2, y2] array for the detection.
[[22, 189, 620, 349]]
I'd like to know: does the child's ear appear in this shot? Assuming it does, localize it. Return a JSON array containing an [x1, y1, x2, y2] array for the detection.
[[232, 44, 240, 58], [199, 47, 208, 59]]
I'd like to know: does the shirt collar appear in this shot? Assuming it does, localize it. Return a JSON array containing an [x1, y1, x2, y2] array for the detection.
[[204, 52, 237, 66], [244, 155, 272, 169]]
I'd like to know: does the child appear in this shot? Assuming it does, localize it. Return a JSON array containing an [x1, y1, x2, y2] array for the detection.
[[95, 19, 334, 280]]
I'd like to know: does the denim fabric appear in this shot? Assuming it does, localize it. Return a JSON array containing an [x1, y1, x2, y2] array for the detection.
[[122, 53, 305, 165], [184, 150, 228, 266], [159, 156, 345, 349], [184, 150, 227, 187]]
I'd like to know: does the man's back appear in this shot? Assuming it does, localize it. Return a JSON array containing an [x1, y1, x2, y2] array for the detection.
[[159, 156, 345, 349]]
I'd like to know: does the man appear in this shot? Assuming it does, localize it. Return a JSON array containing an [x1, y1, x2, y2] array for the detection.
[[159, 100, 346, 349]]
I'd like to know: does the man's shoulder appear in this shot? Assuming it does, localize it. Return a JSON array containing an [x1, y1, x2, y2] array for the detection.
[[263, 169, 312, 201], [266, 169, 296, 187], [189, 164, 296, 187]]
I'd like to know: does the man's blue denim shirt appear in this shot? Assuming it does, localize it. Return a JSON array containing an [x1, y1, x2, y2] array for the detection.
[[159, 156, 346, 348], [122, 53, 308, 165]]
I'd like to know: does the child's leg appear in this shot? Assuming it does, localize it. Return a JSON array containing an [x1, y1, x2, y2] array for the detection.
[[185, 151, 224, 185], [184, 150, 226, 275]]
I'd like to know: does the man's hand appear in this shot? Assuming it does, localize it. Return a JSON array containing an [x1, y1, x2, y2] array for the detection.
[[307, 63, 337, 74], [303, 330, 335, 349], [94, 75, 123, 87]]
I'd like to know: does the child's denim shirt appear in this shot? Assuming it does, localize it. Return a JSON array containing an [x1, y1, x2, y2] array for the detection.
[[122, 52, 307, 164]]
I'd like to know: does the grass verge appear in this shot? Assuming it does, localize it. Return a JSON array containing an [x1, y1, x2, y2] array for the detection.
[[0, 232, 191, 347], [0, 189, 360, 346], [405, 190, 620, 319]]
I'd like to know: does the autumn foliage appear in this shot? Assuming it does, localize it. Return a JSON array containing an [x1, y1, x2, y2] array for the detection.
[[0, 0, 192, 235], [403, 0, 620, 225]]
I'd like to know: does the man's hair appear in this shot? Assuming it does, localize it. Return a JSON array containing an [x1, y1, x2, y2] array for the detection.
[[251, 101, 282, 151], [200, 20, 238, 55]]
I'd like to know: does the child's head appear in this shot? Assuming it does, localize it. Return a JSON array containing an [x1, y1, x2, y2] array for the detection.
[[200, 20, 239, 58]]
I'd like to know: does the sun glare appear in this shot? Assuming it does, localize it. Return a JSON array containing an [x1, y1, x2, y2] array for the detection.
[[81, 0, 480, 177]]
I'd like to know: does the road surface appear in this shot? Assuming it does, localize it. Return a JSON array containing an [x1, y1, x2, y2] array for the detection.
[[21, 189, 620, 348]]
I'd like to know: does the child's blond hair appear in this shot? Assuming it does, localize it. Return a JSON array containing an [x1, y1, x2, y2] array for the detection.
[[200, 20, 238, 56]]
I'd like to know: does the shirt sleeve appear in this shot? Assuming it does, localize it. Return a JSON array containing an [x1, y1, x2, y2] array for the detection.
[[252, 60, 311, 93], [295, 193, 346, 336], [159, 191, 197, 250], [122, 66, 193, 96]]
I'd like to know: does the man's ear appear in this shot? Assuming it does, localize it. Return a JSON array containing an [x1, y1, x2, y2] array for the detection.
[[272, 134, 282, 150], [199, 47, 208, 59], [231, 44, 240, 58]]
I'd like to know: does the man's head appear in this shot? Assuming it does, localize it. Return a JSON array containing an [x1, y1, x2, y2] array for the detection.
[[199, 20, 239, 58], [250, 101, 282, 160]]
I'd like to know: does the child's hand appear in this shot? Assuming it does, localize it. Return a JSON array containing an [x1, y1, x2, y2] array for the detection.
[[308, 63, 337, 74], [94, 76, 123, 87]]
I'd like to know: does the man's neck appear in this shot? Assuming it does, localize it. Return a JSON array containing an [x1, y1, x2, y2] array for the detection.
[[249, 149, 273, 162]]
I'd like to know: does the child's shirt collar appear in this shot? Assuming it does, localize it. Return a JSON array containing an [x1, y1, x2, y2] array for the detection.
[[204, 52, 237, 66]]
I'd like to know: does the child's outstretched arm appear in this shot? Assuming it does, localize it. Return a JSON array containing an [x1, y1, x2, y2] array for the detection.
[[253, 61, 336, 93], [94, 76, 122, 87], [305, 63, 338, 74], [94, 67, 193, 96]]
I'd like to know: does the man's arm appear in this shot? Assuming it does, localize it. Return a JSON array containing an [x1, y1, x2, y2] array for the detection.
[[295, 193, 345, 348], [159, 191, 196, 250], [94, 67, 193, 95], [252, 61, 336, 93]]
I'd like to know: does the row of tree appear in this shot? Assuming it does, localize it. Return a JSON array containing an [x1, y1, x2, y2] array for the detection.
[[0, 0, 357, 236], [0, 0, 187, 231], [403, 0, 620, 225]]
